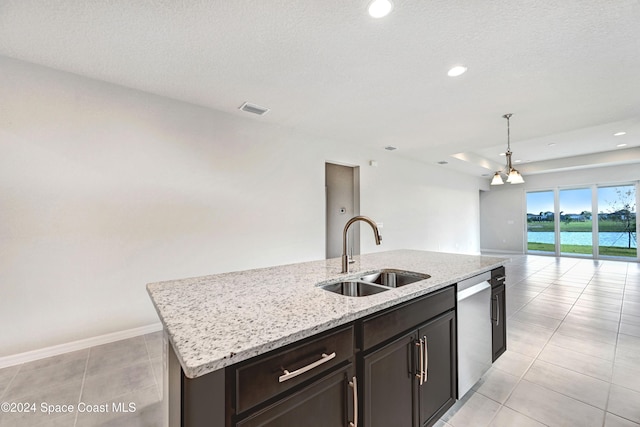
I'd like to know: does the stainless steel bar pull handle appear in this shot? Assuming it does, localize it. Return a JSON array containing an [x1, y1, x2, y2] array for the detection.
[[415, 340, 422, 381], [496, 294, 500, 327], [418, 338, 425, 385], [490, 296, 494, 323], [495, 275, 506, 283], [423, 336, 428, 383], [278, 352, 336, 383], [349, 376, 358, 427]]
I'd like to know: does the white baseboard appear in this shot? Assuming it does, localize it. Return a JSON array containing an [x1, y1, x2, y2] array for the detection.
[[0, 323, 163, 369]]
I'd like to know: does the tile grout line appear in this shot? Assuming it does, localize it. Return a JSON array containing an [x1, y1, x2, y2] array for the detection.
[[0, 363, 22, 402], [448, 254, 638, 427], [0, 365, 23, 427], [483, 262, 573, 427], [518, 260, 640, 426], [461, 261, 557, 427], [143, 333, 162, 401], [601, 264, 629, 427], [519, 262, 621, 361], [484, 259, 610, 426], [73, 349, 91, 427], [612, 264, 640, 425]]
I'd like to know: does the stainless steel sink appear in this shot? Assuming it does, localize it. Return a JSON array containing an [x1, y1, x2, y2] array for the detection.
[[319, 281, 389, 297], [358, 269, 430, 288], [318, 269, 430, 296]]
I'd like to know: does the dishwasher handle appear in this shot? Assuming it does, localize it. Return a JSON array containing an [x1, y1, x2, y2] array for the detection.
[[457, 280, 491, 302]]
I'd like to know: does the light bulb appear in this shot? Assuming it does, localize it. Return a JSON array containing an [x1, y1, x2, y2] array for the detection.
[[447, 66, 468, 77], [491, 172, 504, 186], [368, 0, 393, 18]]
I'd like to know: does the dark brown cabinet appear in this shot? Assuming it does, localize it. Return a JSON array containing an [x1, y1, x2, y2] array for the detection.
[[229, 325, 356, 427], [417, 311, 457, 427], [490, 267, 507, 361], [362, 331, 414, 427], [236, 363, 356, 427], [359, 287, 457, 427], [172, 272, 505, 427]]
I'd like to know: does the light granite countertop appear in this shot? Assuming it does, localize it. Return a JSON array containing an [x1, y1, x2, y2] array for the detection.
[[146, 249, 507, 378]]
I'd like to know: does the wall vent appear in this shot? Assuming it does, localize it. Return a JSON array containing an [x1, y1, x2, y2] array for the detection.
[[239, 102, 270, 115]]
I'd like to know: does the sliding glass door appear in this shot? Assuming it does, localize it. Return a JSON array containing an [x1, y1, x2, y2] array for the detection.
[[597, 185, 637, 258], [526, 191, 555, 253], [559, 188, 592, 256], [526, 183, 638, 260]]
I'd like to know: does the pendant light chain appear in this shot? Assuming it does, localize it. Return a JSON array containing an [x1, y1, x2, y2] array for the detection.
[[506, 114, 511, 152], [491, 113, 524, 185], [504, 113, 513, 170], [503, 113, 512, 152]]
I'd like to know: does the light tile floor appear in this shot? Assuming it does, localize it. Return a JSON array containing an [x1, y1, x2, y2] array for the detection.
[[0, 333, 164, 427], [0, 254, 638, 426], [440, 254, 640, 427]]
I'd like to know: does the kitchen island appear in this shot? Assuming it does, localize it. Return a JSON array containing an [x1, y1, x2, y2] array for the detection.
[[147, 249, 507, 426]]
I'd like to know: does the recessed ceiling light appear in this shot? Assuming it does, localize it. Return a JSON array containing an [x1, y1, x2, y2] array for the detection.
[[499, 152, 506, 156], [548, 143, 556, 147], [614, 131, 626, 136], [617, 143, 627, 148], [368, 0, 393, 18], [447, 66, 467, 77], [514, 159, 522, 163]]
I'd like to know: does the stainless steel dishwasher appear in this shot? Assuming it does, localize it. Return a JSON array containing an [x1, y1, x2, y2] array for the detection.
[[457, 271, 492, 398]]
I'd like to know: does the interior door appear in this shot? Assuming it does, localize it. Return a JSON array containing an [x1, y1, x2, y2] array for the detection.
[[326, 163, 360, 259]]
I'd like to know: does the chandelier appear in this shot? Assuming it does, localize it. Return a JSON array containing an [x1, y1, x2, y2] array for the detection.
[[491, 113, 524, 185]]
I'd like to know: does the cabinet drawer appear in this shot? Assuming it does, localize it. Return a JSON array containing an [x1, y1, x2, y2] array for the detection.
[[234, 325, 354, 414], [236, 363, 354, 427], [360, 286, 455, 351]]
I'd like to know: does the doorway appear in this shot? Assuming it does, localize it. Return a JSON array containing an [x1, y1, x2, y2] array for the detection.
[[325, 163, 360, 259]]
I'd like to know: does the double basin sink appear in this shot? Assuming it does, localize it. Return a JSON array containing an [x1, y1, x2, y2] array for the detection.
[[319, 269, 431, 297]]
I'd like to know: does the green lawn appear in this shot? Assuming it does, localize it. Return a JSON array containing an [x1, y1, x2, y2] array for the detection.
[[527, 242, 637, 257], [529, 220, 592, 231], [527, 219, 636, 232]]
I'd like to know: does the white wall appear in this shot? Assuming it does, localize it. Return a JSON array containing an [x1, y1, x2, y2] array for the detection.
[[0, 56, 482, 356], [480, 164, 640, 252], [479, 187, 527, 253]]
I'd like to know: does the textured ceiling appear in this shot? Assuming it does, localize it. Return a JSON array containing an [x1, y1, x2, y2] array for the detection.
[[1, 0, 639, 176]]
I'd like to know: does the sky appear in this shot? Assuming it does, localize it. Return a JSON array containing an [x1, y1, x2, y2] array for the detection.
[[526, 185, 636, 215]]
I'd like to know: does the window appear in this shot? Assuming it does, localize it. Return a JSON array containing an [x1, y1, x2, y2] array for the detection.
[[597, 185, 637, 258], [526, 191, 555, 254], [559, 188, 592, 256], [526, 183, 638, 260]]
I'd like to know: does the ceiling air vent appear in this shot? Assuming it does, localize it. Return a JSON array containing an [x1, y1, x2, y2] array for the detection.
[[239, 102, 270, 116], [384, 146, 397, 151]]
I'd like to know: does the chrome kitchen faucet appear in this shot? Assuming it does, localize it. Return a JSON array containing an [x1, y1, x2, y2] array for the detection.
[[342, 216, 382, 273]]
